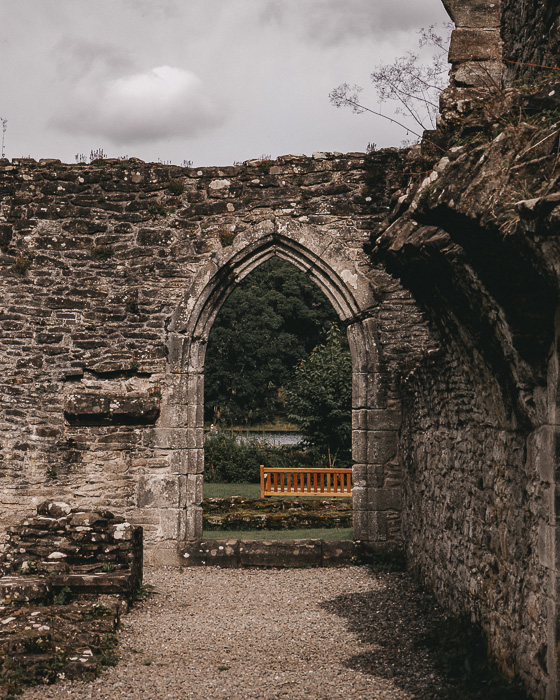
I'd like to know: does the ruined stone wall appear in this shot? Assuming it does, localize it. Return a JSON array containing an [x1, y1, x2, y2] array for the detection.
[[502, 0, 560, 80], [372, 70, 559, 696], [401, 340, 548, 696], [0, 150, 434, 560]]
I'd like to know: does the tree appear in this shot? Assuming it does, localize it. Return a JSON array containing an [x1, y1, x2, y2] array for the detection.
[[286, 323, 352, 467], [204, 257, 339, 425], [329, 24, 452, 144]]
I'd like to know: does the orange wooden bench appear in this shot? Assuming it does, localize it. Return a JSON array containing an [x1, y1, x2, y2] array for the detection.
[[260, 465, 352, 498]]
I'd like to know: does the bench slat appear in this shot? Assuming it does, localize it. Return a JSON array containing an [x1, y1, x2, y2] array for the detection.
[[260, 465, 352, 498]]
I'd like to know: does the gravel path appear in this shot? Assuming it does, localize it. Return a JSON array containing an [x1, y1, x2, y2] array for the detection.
[[22, 566, 452, 699]]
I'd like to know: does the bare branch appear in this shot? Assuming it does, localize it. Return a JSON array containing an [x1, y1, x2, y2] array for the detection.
[[330, 23, 452, 142]]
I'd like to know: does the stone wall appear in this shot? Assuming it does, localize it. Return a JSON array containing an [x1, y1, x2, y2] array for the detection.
[[371, 72, 560, 698], [0, 501, 143, 594], [0, 150, 434, 563], [502, 0, 560, 80], [401, 341, 547, 694]]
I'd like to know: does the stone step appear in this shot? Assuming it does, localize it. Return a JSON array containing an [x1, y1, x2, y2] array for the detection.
[[0, 576, 51, 605]]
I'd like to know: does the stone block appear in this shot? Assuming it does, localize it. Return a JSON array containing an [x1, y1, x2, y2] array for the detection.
[[65, 393, 159, 426], [367, 431, 397, 464], [238, 540, 322, 567], [156, 507, 188, 541], [352, 373, 368, 409], [453, 60, 503, 88], [50, 571, 134, 595], [64, 394, 109, 422], [180, 540, 239, 567], [169, 448, 204, 474], [352, 373, 386, 409], [108, 395, 160, 425], [0, 576, 51, 605], [352, 409, 367, 431], [538, 522, 555, 570], [360, 318, 382, 371], [37, 501, 72, 518], [136, 475, 185, 509], [352, 430, 367, 462], [366, 487, 402, 511], [442, 0, 501, 28], [352, 465, 367, 488], [368, 511, 388, 541], [186, 474, 203, 506], [147, 428, 202, 450], [367, 409, 402, 431], [187, 402, 204, 428], [187, 373, 204, 407], [353, 511, 369, 540], [321, 540, 355, 566], [144, 542, 183, 567], [448, 29, 502, 64], [185, 340, 206, 373], [352, 486, 367, 511], [185, 504, 203, 539], [166, 333, 188, 372], [165, 374, 189, 405], [158, 403, 188, 428]]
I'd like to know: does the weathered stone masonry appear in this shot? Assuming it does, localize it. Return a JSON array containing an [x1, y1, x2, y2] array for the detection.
[[0, 149, 433, 565], [365, 1, 560, 696], [1, 0, 559, 697]]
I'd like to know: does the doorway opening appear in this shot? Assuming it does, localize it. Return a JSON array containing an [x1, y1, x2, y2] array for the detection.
[[202, 256, 353, 541]]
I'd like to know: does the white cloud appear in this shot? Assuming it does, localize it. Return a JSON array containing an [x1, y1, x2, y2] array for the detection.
[[51, 64, 226, 144]]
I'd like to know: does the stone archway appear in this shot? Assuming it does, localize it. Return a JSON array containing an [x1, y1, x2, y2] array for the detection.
[[150, 223, 402, 558]]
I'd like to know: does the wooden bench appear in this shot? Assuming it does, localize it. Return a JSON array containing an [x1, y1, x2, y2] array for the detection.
[[260, 465, 352, 498]]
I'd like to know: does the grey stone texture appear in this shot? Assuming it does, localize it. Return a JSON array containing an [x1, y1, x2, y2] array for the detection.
[[371, 12, 560, 689], [179, 538, 357, 568], [0, 2, 558, 697], [0, 148, 432, 560]]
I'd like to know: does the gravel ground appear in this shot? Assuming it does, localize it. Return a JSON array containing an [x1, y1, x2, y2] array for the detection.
[[21, 566, 453, 700]]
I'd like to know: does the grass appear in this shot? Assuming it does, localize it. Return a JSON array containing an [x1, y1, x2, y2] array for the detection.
[[204, 482, 261, 498], [203, 482, 353, 501], [202, 527, 353, 540]]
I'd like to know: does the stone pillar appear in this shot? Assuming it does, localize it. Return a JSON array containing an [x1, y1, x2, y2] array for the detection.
[[442, 0, 503, 88], [142, 349, 205, 564], [351, 367, 402, 549], [438, 0, 504, 132]]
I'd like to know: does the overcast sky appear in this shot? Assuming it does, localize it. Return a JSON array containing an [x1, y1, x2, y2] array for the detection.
[[0, 0, 449, 167]]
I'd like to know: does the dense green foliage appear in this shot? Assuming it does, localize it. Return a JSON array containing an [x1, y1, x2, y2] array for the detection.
[[204, 257, 339, 425], [286, 324, 352, 466], [204, 431, 316, 483]]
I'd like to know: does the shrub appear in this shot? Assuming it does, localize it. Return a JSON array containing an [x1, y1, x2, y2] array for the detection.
[[167, 180, 184, 196], [204, 431, 316, 483], [12, 255, 33, 274], [90, 246, 113, 261], [218, 230, 236, 247], [147, 203, 167, 216]]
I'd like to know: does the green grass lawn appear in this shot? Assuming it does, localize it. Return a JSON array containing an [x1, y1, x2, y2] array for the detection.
[[204, 482, 262, 498], [202, 527, 353, 540], [203, 482, 353, 501]]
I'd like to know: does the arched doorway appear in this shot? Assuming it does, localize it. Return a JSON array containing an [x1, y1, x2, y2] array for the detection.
[[156, 225, 402, 553]]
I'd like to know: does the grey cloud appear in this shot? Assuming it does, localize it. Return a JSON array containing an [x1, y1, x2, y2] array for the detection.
[[122, 0, 181, 19], [50, 64, 227, 145], [259, 0, 449, 45], [53, 38, 134, 82]]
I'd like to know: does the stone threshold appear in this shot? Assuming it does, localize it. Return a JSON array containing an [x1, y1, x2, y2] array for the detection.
[[179, 539, 399, 568]]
